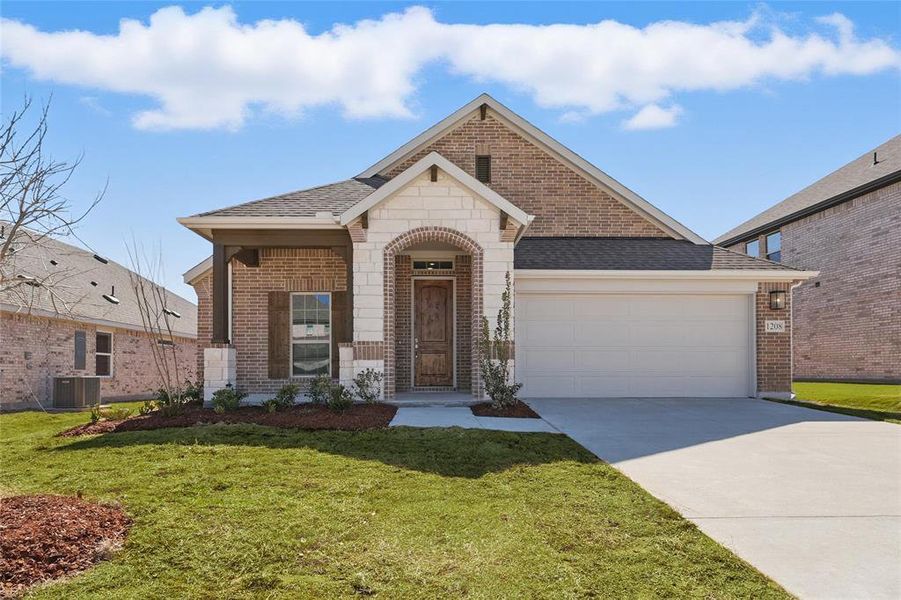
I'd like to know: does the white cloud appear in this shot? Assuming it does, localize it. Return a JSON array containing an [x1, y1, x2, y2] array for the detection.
[[1, 5, 897, 131], [623, 104, 683, 130]]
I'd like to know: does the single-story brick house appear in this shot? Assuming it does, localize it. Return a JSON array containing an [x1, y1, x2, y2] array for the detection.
[[180, 94, 815, 404], [716, 135, 900, 383], [0, 234, 197, 410]]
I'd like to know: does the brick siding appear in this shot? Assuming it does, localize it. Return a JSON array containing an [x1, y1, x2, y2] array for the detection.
[[384, 111, 669, 238], [229, 248, 347, 394], [731, 181, 901, 382], [0, 310, 196, 410], [755, 282, 794, 393]]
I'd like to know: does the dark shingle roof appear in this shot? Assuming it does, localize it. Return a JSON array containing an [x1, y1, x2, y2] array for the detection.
[[514, 238, 798, 271], [0, 232, 197, 337], [193, 178, 383, 218], [715, 135, 901, 244]]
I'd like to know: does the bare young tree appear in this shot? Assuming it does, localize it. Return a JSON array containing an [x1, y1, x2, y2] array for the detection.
[[125, 238, 194, 412], [0, 97, 103, 307]]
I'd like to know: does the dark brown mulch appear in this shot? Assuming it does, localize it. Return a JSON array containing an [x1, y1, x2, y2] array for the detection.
[[471, 402, 540, 419], [57, 403, 398, 437], [0, 495, 131, 597]]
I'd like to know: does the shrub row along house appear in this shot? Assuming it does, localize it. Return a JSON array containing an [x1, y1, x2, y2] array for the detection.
[[716, 135, 900, 383], [0, 233, 197, 410], [180, 94, 815, 404]]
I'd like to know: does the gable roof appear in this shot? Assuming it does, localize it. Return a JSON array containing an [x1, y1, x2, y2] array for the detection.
[[189, 178, 383, 219], [716, 135, 901, 245], [0, 232, 197, 337], [358, 94, 708, 245], [514, 237, 802, 272], [340, 151, 532, 227]]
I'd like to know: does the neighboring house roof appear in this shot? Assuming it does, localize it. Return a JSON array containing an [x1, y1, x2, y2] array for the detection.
[[716, 135, 901, 245], [192, 178, 383, 219], [0, 233, 197, 338], [514, 237, 801, 272], [358, 94, 708, 245], [340, 152, 533, 227]]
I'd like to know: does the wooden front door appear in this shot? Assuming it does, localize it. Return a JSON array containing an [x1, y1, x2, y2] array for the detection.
[[414, 279, 453, 387]]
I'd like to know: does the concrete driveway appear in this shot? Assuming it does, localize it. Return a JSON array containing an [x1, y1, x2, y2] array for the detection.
[[527, 397, 901, 600]]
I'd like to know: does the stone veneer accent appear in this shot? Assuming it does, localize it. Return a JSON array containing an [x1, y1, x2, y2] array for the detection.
[[385, 111, 668, 238], [0, 310, 196, 410], [730, 181, 900, 383]]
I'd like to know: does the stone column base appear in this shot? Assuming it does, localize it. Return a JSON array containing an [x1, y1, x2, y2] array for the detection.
[[204, 346, 236, 405]]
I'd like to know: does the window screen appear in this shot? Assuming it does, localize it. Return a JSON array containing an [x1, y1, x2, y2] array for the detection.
[[766, 232, 781, 262], [95, 332, 112, 376], [475, 155, 491, 183], [746, 239, 760, 257], [291, 293, 331, 377]]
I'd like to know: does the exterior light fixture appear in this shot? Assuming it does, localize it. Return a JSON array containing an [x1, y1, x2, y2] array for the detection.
[[769, 290, 786, 310]]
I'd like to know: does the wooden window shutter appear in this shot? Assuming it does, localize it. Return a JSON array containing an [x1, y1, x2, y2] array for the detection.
[[331, 291, 347, 377], [74, 331, 86, 370], [268, 291, 290, 379]]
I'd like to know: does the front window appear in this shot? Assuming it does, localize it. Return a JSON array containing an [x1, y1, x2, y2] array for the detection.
[[766, 231, 782, 262], [95, 332, 112, 376], [291, 293, 331, 377], [746, 239, 760, 257]]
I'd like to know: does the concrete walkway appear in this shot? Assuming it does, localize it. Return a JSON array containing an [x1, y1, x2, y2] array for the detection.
[[527, 397, 901, 600], [390, 406, 559, 433]]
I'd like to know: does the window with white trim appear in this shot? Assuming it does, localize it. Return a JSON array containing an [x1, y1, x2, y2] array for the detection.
[[95, 332, 112, 377], [745, 239, 760, 257], [290, 293, 331, 377]]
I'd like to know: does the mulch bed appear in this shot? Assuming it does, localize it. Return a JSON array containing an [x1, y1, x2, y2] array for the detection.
[[0, 495, 131, 597], [471, 402, 540, 419], [57, 403, 398, 437]]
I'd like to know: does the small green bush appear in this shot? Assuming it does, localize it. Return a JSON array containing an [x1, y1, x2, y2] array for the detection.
[[99, 406, 132, 421], [211, 387, 246, 414], [139, 400, 155, 416], [182, 379, 203, 403], [261, 398, 279, 413], [327, 382, 354, 412], [353, 369, 383, 404], [88, 403, 102, 424], [272, 383, 299, 410], [308, 374, 331, 405]]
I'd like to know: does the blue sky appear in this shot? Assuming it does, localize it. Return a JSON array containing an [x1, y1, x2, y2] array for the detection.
[[1, 1, 899, 299]]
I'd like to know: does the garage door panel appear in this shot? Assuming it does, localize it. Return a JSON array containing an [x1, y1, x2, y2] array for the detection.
[[516, 292, 751, 398]]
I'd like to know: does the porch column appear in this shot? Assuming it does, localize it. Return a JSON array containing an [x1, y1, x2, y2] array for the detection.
[[211, 242, 229, 344]]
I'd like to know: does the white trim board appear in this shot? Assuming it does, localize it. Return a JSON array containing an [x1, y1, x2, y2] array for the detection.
[[515, 269, 818, 282], [357, 93, 707, 245], [341, 151, 532, 227]]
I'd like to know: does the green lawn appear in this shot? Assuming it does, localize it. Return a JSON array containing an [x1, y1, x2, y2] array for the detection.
[[793, 382, 901, 416], [1, 408, 787, 599]]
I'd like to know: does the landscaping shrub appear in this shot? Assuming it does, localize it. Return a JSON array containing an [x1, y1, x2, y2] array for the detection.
[[99, 407, 132, 421], [353, 369, 383, 403], [327, 382, 354, 412], [182, 379, 203, 403], [261, 398, 279, 413], [88, 404, 102, 424], [478, 272, 523, 409], [273, 383, 300, 410], [211, 387, 246, 414], [138, 400, 155, 416], [308, 374, 331, 405]]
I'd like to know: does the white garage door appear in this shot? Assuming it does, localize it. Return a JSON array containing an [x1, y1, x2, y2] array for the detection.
[[516, 294, 752, 398]]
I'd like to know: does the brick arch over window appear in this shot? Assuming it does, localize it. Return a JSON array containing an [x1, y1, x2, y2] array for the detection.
[[383, 227, 484, 399]]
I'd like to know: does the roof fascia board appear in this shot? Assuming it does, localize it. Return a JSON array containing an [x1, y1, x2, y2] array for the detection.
[[184, 256, 213, 284], [514, 269, 818, 281], [716, 168, 901, 246], [0, 305, 198, 339], [178, 216, 341, 229], [341, 151, 532, 226], [358, 93, 707, 245]]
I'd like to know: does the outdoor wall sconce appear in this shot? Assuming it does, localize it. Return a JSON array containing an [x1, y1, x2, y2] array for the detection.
[[769, 290, 786, 310]]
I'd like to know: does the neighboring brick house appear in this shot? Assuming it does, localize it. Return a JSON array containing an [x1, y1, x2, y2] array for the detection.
[[716, 135, 900, 383], [0, 234, 197, 410], [180, 94, 814, 404]]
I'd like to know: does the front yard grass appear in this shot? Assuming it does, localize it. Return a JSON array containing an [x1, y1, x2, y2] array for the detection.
[[1, 408, 787, 598], [791, 382, 901, 420]]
